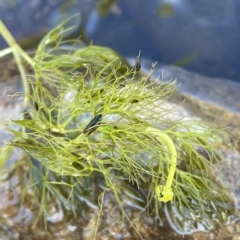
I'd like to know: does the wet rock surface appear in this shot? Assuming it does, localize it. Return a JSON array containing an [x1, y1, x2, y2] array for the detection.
[[138, 58, 240, 131], [0, 56, 240, 239]]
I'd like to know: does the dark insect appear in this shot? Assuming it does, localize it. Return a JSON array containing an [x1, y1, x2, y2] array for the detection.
[[83, 114, 102, 135], [133, 51, 141, 72]]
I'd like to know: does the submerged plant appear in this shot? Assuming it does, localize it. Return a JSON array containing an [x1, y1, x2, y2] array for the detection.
[[0, 19, 235, 237]]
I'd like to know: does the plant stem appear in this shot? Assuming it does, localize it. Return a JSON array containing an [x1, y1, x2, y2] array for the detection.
[[145, 127, 177, 189], [0, 47, 12, 57], [103, 123, 177, 202], [0, 21, 34, 65], [0, 21, 34, 107]]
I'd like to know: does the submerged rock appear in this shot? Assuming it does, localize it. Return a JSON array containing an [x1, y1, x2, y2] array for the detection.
[[0, 54, 240, 240]]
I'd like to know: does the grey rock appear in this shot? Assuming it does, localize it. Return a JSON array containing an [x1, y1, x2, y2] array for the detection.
[[136, 58, 240, 131], [0, 53, 240, 239]]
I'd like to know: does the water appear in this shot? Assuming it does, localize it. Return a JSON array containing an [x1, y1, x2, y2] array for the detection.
[[1, 0, 240, 82]]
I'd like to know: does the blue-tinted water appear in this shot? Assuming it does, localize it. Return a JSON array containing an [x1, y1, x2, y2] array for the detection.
[[1, 0, 240, 82]]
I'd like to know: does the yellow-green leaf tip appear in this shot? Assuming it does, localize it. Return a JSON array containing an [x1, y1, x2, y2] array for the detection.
[[156, 185, 173, 202]]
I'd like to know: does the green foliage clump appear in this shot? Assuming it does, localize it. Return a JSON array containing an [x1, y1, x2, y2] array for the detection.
[[0, 19, 235, 237]]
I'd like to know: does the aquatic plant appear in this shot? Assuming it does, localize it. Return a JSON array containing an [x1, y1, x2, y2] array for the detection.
[[0, 19, 235, 237]]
